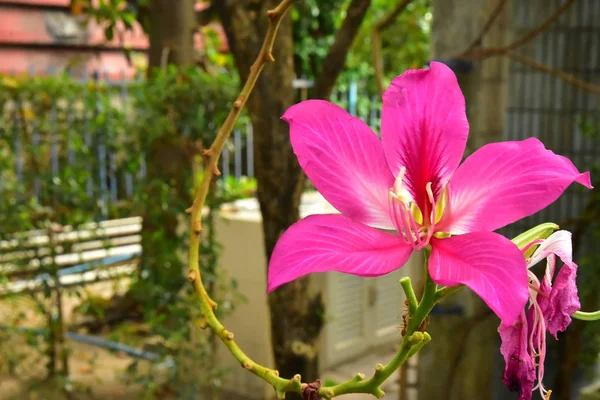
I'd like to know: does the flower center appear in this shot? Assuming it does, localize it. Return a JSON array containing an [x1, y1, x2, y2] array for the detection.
[[388, 167, 440, 250]]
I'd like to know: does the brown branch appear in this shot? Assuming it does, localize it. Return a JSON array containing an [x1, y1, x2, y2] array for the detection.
[[506, 51, 600, 95], [187, 1, 304, 398], [459, 0, 575, 60], [313, 0, 372, 100], [372, 0, 412, 96], [464, 0, 507, 53]]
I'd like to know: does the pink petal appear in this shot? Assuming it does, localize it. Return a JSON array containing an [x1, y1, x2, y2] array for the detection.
[[429, 232, 528, 324], [531, 231, 580, 339], [498, 313, 536, 400], [437, 138, 593, 235], [381, 61, 469, 210], [267, 214, 413, 292], [283, 100, 395, 229], [540, 261, 580, 339]]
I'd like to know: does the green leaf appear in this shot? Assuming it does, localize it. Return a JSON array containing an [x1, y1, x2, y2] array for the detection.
[[511, 222, 560, 258]]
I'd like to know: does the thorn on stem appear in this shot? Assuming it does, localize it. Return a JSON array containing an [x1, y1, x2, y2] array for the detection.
[[205, 293, 218, 308], [212, 164, 221, 176], [242, 360, 253, 370], [194, 221, 203, 235], [233, 99, 243, 109], [267, 9, 278, 20], [185, 206, 193, 214], [202, 148, 214, 158], [188, 270, 198, 282], [197, 316, 208, 329], [353, 373, 365, 381], [264, 52, 276, 63]]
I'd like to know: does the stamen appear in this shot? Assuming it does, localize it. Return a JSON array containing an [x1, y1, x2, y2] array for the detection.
[[425, 182, 434, 204], [528, 283, 550, 300], [394, 167, 407, 195], [522, 239, 544, 256]]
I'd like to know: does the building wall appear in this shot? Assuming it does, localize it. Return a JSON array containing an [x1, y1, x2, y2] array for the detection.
[[213, 192, 423, 399]]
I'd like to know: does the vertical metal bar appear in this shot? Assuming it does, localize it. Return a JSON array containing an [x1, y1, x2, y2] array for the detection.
[[14, 100, 23, 184], [369, 95, 378, 131], [33, 124, 40, 197], [50, 107, 59, 178], [349, 82, 358, 116], [234, 129, 242, 179], [109, 152, 118, 204], [246, 122, 254, 178], [67, 109, 75, 166], [98, 141, 107, 213], [125, 171, 134, 198], [222, 141, 230, 180]]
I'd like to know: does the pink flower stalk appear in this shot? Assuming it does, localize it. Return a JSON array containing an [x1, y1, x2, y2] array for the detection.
[[499, 230, 581, 400], [267, 62, 591, 325]]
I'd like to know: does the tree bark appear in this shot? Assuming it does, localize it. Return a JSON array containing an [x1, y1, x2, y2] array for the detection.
[[215, 0, 372, 388], [214, 1, 319, 386], [148, 0, 196, 68]]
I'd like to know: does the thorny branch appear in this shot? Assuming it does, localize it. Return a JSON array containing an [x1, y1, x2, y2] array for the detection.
[[187, 1, 303, 398], [186, 1, 459, 399], [372, 0, 413, 96]]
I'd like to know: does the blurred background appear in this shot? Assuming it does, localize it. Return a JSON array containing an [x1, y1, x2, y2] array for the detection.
[[0, 0, 598, 399]]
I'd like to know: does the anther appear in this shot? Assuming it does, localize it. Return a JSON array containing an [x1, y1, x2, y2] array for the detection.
[[393, 167, 407, 194]]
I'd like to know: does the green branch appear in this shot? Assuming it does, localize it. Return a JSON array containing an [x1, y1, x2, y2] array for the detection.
[[572, 310, 600, 321]]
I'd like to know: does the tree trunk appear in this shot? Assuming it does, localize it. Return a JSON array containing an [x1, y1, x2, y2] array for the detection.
[[215, 0, 371, 388], [419, 1, 512, 399], [214, 1, 322, 387], [148, 0, 196, 68]]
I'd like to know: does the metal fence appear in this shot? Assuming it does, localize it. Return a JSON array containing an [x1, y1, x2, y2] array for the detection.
[[502, 0, 600, 237]]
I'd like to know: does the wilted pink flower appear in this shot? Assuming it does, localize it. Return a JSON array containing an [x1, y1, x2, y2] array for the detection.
[[268, 62, 591, 325], [499, 230, 581, 399]]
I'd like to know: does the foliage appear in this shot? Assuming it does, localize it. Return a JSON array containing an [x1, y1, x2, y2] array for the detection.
[[0, 68, 250, 398], [346, 0, 431, 87], [291, 0, 431, 91]]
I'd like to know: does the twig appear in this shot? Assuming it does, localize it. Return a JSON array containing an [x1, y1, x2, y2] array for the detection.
[[371, 0, 412, 96], [459, 0, 576, 60], [506, 51, 600, 95], [187, 1, 303, 398], [464, 0, 507, 53], [187, 1, 453, 398]]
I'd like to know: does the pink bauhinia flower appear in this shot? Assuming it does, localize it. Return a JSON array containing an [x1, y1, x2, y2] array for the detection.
[[499, 230, 581, 400], [267, 62, 591, 325]]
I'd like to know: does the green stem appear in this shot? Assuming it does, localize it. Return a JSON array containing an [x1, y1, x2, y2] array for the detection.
[[318, 254, 439, 399], [400, 277, 418, 314], [435, 284, 464, 302], [572, 310, 600, 321]]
